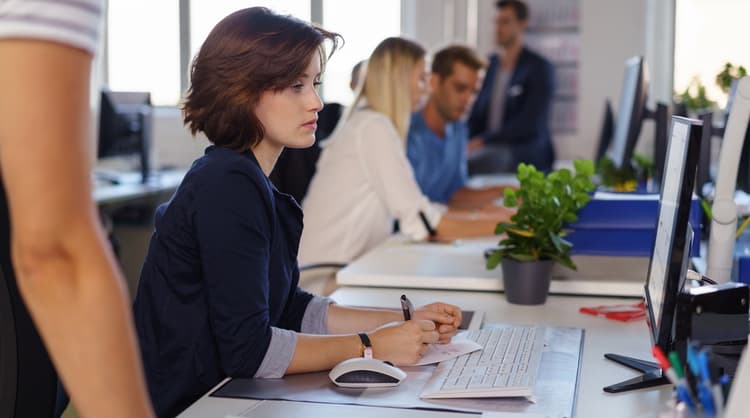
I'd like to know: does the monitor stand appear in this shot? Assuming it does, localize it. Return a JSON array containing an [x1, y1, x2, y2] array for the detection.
[[602, 353, 669, 393]]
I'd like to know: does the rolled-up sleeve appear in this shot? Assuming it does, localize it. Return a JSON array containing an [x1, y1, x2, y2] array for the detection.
[[254, 327, 298, 378], [301, 296, 334, 335], [194, 166, 276, 378], [253, 295, 333, 377]]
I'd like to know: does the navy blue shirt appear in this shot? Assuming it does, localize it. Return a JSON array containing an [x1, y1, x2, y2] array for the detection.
[[406, 111, 469, 203], [467, 48, 556, 171], [133, 146, 313, 418]]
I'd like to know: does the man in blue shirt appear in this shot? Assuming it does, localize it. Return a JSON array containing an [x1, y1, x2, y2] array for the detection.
[[407, 45, 507, 207]]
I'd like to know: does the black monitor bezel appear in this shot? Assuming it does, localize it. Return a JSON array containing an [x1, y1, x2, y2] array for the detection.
[[644, 116, 703, 353], [595, 99, 615, 163], [97, 90, 151, 159]]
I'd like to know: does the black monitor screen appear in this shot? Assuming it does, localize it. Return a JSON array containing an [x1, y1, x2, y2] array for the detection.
[[595, 99, 615, 162], [644, 116, 702, 352], [609, 56, 648, 170], [98, 90, 151, 159], [97, 90, 152, 183]]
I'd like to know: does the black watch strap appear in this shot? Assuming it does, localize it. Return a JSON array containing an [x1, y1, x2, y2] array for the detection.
[[357, 332, 373, 359]]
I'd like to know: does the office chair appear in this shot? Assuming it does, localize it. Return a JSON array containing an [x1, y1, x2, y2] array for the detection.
[[0, 184, 60, 418], [298, 262, 347, 296], [270, 102, 343, 203]]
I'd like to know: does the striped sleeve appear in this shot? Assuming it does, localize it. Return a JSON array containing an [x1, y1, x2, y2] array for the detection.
[[0, 0, 103, 54]]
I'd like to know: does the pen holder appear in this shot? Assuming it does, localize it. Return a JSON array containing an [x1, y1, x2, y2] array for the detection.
[[661, 403, 726, 418]]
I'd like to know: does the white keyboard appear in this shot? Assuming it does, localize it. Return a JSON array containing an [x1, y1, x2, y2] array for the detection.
[[420, 325, 545, 399]]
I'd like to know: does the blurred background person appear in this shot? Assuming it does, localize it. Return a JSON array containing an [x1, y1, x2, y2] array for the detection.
[[300, 37, 512, 266], [407, 44, 509, 209], [467, 0, 556, 173]]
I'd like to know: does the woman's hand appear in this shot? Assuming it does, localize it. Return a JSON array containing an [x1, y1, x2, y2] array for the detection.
[[369, 320, 439, 365], [412, 302, 462, 343]]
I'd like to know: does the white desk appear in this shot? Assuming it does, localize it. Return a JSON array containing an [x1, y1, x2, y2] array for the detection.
[[179, 287, 673, 418], [336, 238, 650, 297]]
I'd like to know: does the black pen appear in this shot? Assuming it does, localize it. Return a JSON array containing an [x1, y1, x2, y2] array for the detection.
[[418, 210, 437, 238], [400, 294, 414, 321]]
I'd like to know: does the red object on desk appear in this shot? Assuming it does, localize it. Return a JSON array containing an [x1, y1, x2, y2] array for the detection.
[[579, 300, 646, 322]]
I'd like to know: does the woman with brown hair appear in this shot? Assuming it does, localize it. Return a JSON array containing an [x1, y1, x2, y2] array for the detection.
[[133, 8, 463, 417]]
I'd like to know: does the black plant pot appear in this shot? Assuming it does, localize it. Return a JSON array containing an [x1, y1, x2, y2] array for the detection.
[[500, 258, 554, 305]]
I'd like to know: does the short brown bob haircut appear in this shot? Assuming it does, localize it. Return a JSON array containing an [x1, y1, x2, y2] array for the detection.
[[431, 45, 486, 79], [183, 7, 341, 152]]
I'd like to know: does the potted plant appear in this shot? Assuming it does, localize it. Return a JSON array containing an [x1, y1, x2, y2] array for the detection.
[[486, 160, 596, 304]]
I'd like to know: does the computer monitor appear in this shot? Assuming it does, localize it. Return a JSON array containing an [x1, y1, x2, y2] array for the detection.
[[604, 56, 670, 187], [608, 56, 648, 172], [603, 116, 703, 393], [97, 90, 153, 183], [594, 99, 615, 163], [697, 80, 750, 196]]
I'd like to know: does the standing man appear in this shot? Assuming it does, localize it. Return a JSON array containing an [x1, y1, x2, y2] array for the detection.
[[407, 45, 506, 209], [467, 0, 556, 173]]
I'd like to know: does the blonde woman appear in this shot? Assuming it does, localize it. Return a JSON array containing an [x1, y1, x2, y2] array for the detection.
[[300, 37, 511, 265]]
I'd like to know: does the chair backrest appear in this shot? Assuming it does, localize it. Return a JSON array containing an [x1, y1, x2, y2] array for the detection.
[[0, 184, 59, 418], [270, 102, 343, 203]]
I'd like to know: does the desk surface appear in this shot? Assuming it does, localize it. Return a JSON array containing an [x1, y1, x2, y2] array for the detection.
[[179, 288, 672, 418], [336, 238, 650, 297], [329, 288, 672, 418], [93, 169, 186, 205]]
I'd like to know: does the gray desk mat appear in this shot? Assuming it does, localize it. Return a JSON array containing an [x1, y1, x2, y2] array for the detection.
[[212, 325, 584, 417]]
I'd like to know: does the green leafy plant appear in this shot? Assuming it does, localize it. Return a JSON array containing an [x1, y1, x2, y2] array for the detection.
[[596, 153, 653, 191], [677, 76, 716, 113], [486, 160, 596, 271], [716, 62, 747, 93]]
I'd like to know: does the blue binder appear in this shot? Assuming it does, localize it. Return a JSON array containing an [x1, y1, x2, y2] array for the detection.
[[565, 192, 702, 257]]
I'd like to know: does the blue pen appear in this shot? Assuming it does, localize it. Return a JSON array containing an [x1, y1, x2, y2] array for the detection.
[[687, 343, 701, 377], [719, 374, 731, 400], [697, 351, 718, 417], [668, 352, 696, 412]]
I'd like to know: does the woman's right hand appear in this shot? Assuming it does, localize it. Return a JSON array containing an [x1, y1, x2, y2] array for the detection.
[[369, 320, 439, 365]]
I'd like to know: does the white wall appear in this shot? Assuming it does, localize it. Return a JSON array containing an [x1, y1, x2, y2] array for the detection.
[[151, 107, 209, 169], [577, 0, 649, 160]]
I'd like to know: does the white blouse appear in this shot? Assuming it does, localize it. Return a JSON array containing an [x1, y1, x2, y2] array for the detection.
[[299, 108, 444, 265], [0, 0, 102, 54]]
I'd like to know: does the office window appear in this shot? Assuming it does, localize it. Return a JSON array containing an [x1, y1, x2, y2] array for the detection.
[[107, 0, 181, 105], [321, 0, 401, 105], [189, 1, 312, 61], [674, 0, 750, 108]]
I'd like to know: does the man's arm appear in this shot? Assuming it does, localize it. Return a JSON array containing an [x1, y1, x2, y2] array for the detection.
[[0, 40, 153, 418], [448, 186, 507, 209]]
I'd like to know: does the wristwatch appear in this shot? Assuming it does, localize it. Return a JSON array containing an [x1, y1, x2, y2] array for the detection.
[[358, 332, 373, 359]]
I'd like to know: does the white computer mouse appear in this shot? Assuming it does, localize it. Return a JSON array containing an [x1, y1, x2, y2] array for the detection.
[[328, 357, 407, 388]]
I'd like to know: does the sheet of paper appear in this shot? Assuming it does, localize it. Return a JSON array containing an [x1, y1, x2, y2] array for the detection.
[[415, 336, 483, 366]]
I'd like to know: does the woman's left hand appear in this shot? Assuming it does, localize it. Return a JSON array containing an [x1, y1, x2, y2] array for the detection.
[[412, 302, 462, 343]]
